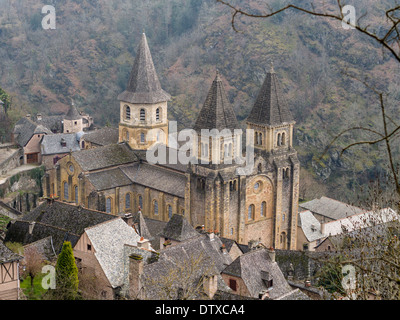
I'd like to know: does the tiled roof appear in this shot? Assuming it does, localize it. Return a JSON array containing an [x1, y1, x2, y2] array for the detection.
[[298, 210, 325, 242], [222, 249, 293, 300], [87, 167, 132, 191], [72, 143, 138, 172], [132, 212, 153, 241], [41, 133, 81, 155], [5, 200, 116, 252], [247, 67, 294, 126], [159, 214, 200, 242], [36, 115, 64, 133], [118, 33, 171, 104], [120, 162, 186, 198], [143, 218, 167, 250], [299, 196, 364, 221], [85, 218, 143, 288], [193, 71, 239, 133], [82, 127, 119, 147], [0, 241, 22, 264], [13, 117, 42, 147], [65, 104, 82, 120]]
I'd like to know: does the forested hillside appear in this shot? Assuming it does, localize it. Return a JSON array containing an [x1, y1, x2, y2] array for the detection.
[[0, 0, 399, 204]]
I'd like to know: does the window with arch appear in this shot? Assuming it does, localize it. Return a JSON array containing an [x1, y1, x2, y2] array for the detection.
[[282, 213, 286, 222], [258, 163, 262, 173], [140, 132, 146, 144], [168, 205, 173, 219], [138, 195, 143, 209], [261, 201, 266, 217], [277, 133, 282, 146], [281, 132, 286, 146], [63, 182, 69, 200], [74, 186, 78, 204], [106, 198, 112, 214], [259, 133, 263, 146], [154, 200, 159, 215], [248, 205, 255, 221], [140, 109, 146, 121], [125, 193, 131, 210], [125, 105, 131, 120], [255, 132, 259, 145]]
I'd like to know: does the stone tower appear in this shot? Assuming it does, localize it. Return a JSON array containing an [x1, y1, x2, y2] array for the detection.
[[246, 64, 300, 250], [118, 33, 171, 150], [187, 71, 245, 242], [63, 103, 83, 134]]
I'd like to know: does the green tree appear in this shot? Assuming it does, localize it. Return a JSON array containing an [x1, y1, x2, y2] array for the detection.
[[54, 241, 79, 300], [0, 86, 11, 114]]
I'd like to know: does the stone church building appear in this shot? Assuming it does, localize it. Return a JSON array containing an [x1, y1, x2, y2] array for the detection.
[[44, 33, 300, 250]]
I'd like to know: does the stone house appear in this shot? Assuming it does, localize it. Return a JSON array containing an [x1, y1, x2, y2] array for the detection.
[[297, 210, 326, 251], [45, 32, 301, 250], [0, 241, 22, 300]]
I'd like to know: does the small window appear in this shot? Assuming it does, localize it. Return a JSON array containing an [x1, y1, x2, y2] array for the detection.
[[125, 193, 131, 210], [87, 244, 92, 251], [248, 205, 255, 221], [168, 205, 173, 219], [125, 106, 131, 120], [154, 201, 159, 215], [156, 108, 161, 121], [261, 202, 266, 217], [229, 279, 237, 291], [74, 186, 78, 204], [140, 133, 146, 144], [138, 195, 143, 209], [140, 109, 146, 121], [106, 198, 112, 213], [64, 182, 69, 200]]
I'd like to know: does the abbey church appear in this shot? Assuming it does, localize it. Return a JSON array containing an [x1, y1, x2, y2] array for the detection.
[[44, 33, 300, 250]]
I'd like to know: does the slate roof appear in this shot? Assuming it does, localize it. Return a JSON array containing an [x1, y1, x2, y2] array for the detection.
[[41, 133, 81, 155], [222, 249, 293, 300], [36, 115, 64, 133], [142, 233, 233, 300], [247, 66, 294, 126], [298, 210, 325, 242], [299, 196, 364, 221], [5, 200, 116, 252], [0, 241, 22, 264], [65, 104, 82, 120], [143, 217, 168, 250], [132, 212, 153, 241], [85, 218, 143, 288], [13, 117, 48, 147], [193, 71, 239, 133], [72, 143, 138, 172], [23, 236, 57, 261], [87, 167, 132, 191], [81, 127, 119, 147], [121, 162, 186, 198], [118, 33, 171, 104], [160, 214, 200, 242]]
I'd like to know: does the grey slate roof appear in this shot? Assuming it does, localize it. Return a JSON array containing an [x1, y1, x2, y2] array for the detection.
[[298, 210, 325, 242], [222, 249, 293, 300], [13, 117, 47, 147], [85, 218, 142, 288], [87, 167, 132, 191], [160, 214, 200, 242], [36, 115, 64, 133], [0, 241, 22, 264], [118, 33, 171, 104], [41, 133, 81, 155], [121, 162, 186, 198], [143, 217, 168, 250], [247, 67, 294, 126], [299, 196, 364, 221], [142, 233, 233, 300], [5, 200, 116, 252], [193, 71, 239, 133], [82, 127, 119, 147], [72, 143, 138, 172], [65, 104, 82, 120], [23, 236, 57, 261], [132, 212, 153, 241]]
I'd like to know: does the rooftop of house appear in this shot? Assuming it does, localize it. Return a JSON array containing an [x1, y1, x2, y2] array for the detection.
[[298, 210, 325, 242], [159, 214, 201, 242], [4, 200, 116, 252], [41, 133, 81, 156], [84, 218, 144, 288], [299, 196, 364, 221], [13, 117, 51, 147], [0, 240, 22, 264]]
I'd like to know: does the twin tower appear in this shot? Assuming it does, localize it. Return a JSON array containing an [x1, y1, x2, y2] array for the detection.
[[117, 33, 299, 250]]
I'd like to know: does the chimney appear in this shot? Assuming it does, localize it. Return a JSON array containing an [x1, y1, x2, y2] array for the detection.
[[321, 223, 326, 236], [121, 213, 133, 227], [221, 244, 228, 255], [137, 237, 151, 250], [37, 114, 42, 121], [267, 247, 275, 262], [305, 280, 311, 288], [129, 254, 144, 299], [208, 230, 215, 240], [203, 275, 218, 299], [26, 114, 31, 120]]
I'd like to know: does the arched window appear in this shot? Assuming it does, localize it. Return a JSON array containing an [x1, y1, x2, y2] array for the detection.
[[261, 202, 266, 217], [140, 132, 146, 144], [156, 108, 161, 121], [138, 195, 143, 209], [282, 132, 286, 146], [154, 200, 159, 215], [140, 109, 146, 121], [63, 182, 69, 200], [277, 133, 282, 146], [229, 143, 233, 157], [255, 132, 259, 145], [282, 213, 286, 222], [125, 105, 131, 120], [168, 205, 173, 219], [259, 133, 263, 146], [106, 198, 112, 214], [125, 193, 131, 210], [126, 130, 130, 141], [248, 205, 255, 221], [258, 163, 262, 174], [74, 186, 78, 204]]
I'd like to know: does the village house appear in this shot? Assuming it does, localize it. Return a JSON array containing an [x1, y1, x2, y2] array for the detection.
[[0, 241, 22, 300]]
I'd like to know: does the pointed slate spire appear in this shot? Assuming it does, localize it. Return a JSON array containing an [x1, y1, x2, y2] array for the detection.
[[65, 102, 82, 120], [193, 71, 239, 133], [247, 66, 294, 126], [118, 33, 171, 104]]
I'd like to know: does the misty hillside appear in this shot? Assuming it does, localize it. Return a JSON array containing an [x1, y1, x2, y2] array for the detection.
[[0, 0, 399, 204]]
